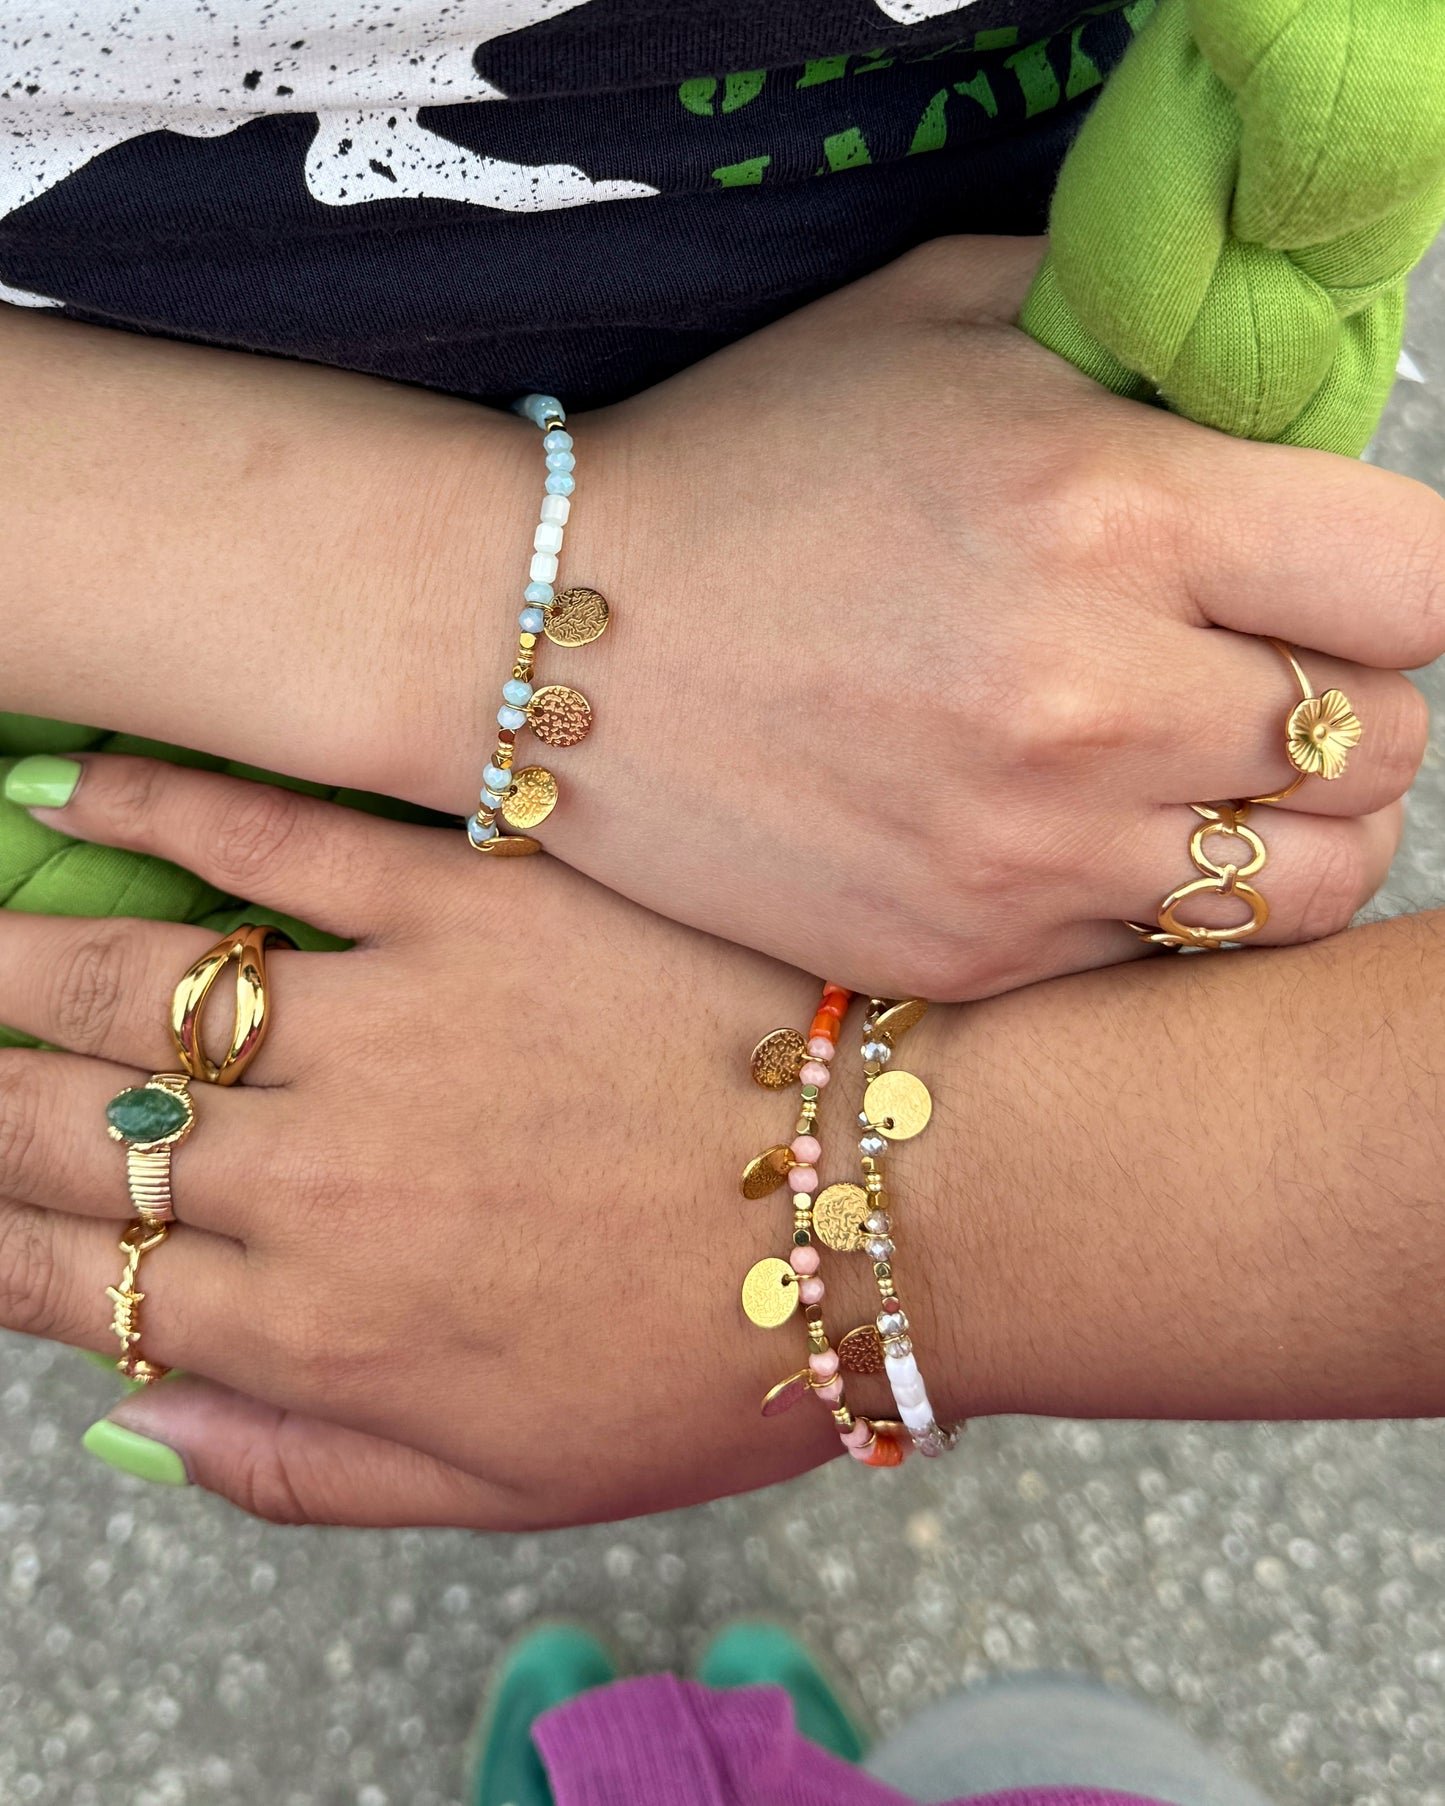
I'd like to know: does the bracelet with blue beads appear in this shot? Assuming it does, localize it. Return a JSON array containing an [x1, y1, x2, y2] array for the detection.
[[467, 392, 612, 856]]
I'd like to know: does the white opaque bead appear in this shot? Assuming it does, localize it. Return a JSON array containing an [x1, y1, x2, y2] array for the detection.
[[540, 494, 571, 525], [529, 551, 559, 583], [899, 1397, 937, 1435], [892, 1372, 928, 1410], [534, 521, 564, 554]]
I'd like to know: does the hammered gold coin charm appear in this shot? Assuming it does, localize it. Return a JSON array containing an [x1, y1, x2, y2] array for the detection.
[[813, 1182, 869, 1252], [864, 1070, 932, 1141], [760, 1369, 812, 1417], [750, 1028, 807, 1090], [741, 1145, 792, 1200], [869, 998, 928, 1039], [838, 1324, 886, 1375], [473, 834, 543, 857], [527, 685, 593, 749], [741, 1256, 800, 1329], [500, 767, 559, 831], [544, 586, 610, 647]]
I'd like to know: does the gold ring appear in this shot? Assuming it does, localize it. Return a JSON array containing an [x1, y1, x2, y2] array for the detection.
[[106, 1221, 172, 1384], [1249, 638, 1363, 805], [170, 922, 295, 1086], [105, 1073, 197, 1228]]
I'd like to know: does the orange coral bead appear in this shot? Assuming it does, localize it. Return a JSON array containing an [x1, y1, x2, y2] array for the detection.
[[809, 1012, 839, 1042], [863, 1430, 906, 1468]]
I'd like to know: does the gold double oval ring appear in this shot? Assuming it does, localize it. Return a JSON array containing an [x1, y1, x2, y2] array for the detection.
[[1128, 641, 1363, 953], [103, 922, 292, 1380]]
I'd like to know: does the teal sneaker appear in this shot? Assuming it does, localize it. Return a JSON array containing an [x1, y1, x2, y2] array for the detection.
[[697, 1621, 866, 1763], [470, 1624, 616, 1806]]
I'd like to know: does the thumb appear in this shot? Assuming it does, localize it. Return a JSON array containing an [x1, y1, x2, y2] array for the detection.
[[82, 1376, 512, 1529]]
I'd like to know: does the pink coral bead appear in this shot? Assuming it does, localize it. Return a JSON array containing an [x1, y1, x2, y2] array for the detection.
[[813, 1376, 844, 1403], [806, 1037, 835, 1061], [790, 1245, 821, 1276], [808, 1349, 839, 1378], [790, 1134, 822, 1165], [798, 1276, 825, 1305], [799, 1061, 831, 1087], [788, 1166, 819, 1194]]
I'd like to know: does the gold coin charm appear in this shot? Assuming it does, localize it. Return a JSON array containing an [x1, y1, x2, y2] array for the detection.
[[813, 1182, 870, 1252], [741, 1256, 800, 1329], [527, 685, 593, 749], [863, 1070, 933, 1140], [544, 586, 611, 647], [473, 834, 542, 857], [838, 1324, 886, 1375], [869, 999, 928, 1039], [760, 1369, 812, 1417], [741, 1145, 792, 1200], [750, 1028, 808, 1090], [500, 767, 559, 831]]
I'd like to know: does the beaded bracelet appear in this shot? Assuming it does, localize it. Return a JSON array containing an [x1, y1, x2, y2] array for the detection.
[[740, 985, 911, 1469], [467, 392, 611, 856], [849, 1000, 958, 1459]]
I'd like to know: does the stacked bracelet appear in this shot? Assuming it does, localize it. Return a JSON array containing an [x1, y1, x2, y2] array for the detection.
[[467, 392, 611, 856], [740, 986, 912, 1470]]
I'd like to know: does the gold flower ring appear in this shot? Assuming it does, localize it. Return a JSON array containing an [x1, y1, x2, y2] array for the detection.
[[1249, 639, 1362, 804]]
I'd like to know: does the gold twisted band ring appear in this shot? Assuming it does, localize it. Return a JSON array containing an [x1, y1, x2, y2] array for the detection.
[[1127, 642, 1363, 953], [170, 921, 296, 1086], [98, 924, 292, 1381]]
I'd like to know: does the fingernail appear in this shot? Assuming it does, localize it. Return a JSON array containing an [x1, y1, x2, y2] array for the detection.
[[4, 755, 82, 809], [82, 1417, 190, 1486]]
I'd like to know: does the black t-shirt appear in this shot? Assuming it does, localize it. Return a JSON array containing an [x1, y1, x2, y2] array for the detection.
[[0, 1, 1154, 403]]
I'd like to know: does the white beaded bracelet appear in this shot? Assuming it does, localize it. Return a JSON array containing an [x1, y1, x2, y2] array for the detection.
[[466, 392, 611, 856]]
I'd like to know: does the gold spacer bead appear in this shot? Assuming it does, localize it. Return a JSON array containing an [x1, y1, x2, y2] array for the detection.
[[832, 1406, 854, 1428], [495, 748, 515, 770], [518, 632, 538, 650], [865, 1174, 884, 1194]]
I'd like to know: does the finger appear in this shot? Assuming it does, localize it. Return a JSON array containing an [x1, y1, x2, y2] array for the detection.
[[10, 753, 457, 941], [0, 1046, 281, 1235], [0, 911, 320, 1083], [1118, 802, 1400, 950], [1161, 637, 1427, 818], [1173, 432, 1445, 669], [81, 1376, 513, 1529], [0, 1195, 245, 1368]]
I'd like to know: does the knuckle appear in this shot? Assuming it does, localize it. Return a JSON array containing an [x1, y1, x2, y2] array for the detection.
[[1370, 681, 1430, 799], [208, 785, 303, 896], [103, 759, 166, 845], [1394, 491, 1445, 661], [998, 666, 1134, 771], [49, 923, 130, 1057], [1028, 448, 1178, 574], [0, 1204, 64, 1338], [229, 1434, 314, 1527], [0, 1054, 44, 1201], [1291, 831, 1370, 944]]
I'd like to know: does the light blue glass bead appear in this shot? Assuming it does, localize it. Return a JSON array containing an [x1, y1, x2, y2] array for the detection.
[[483, 764, 512, 794], [545, 450, 576, 473], [545, 472, 575, 496], [498, 705, 528, 731], [523, 581, 554, 604], [513, 393, 565, 429], [481, 786, 508, 812], [467, 815, 498, 846], [502, 678, 533, 707], [542, 429, 573, 453], [518, 607, 546, 634]]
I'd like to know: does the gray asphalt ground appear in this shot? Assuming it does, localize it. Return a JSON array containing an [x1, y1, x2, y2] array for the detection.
[[3, 239, 1445, 1806]]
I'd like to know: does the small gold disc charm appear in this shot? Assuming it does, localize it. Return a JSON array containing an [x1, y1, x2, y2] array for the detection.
[[838, 1325, 886, 1375], [750, 1028, 807, 1090], [473, 834, 542, 857], [741, 1256, 800, 1329], [741, 1145, 792, 1200], [528, 685, 593, 749], [864, 1070, 932, 1140], [760, 1369, 812, 1417], [500, 767, 559, 830], [869, 999, 928, 1039], [813, 1182, 869, 1252], [544, 586, 610, 647]]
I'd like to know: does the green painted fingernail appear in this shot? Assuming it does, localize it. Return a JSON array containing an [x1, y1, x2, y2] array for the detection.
[[82, 1418, 189, 1486], [4, 755, 82, 808]]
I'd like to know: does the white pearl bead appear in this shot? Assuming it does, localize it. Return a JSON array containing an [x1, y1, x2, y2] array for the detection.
[[533, 521, 564, 554], [529, 551, 559, 583], [540, 494, 571, 524]]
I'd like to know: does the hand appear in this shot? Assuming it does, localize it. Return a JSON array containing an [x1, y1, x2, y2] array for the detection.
[[0, 239, 1441, 1000], [3, 757, 1445, 1531]]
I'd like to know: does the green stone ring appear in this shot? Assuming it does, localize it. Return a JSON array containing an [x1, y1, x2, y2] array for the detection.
[[106, 1074, 196, 1227]]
